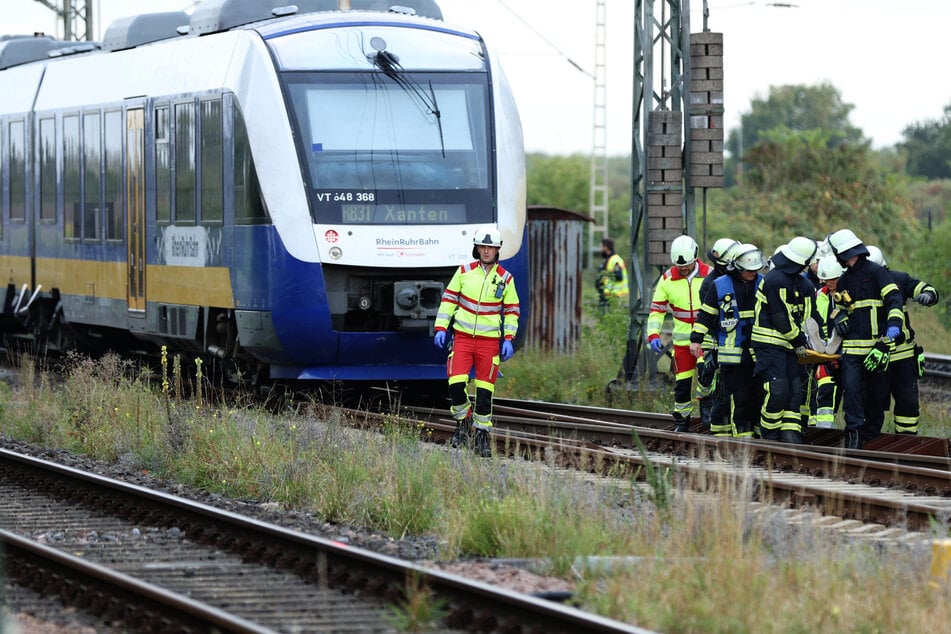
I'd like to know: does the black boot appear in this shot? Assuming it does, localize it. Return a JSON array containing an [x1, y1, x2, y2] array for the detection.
[[473, 429, 492, 457], [779, 429, 803, 444], [672, 412, 690, 433], [844, 429, 862, 450], [450, 418, 470, 448]]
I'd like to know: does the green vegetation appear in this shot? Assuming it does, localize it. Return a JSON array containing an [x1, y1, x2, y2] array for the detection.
[[1, 345, 949, 633]]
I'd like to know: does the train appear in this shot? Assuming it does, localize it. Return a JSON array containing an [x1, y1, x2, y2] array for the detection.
[[0, 0, 528, 385]]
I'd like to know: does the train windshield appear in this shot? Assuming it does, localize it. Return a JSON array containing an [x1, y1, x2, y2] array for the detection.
[[270, 25, 494, 226]]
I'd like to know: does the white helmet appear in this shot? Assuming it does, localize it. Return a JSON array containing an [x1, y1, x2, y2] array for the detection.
[[708, 238, 740, 266], [732, 244, 765, 272], [827, 228, 865, 257], [866, 245, 886, 267], [670, 235, 698, 266], [815, 239, 832, 259], [780, 236, 818, 266], [473, 226, 502, 248], [816, 254, 846, 281]]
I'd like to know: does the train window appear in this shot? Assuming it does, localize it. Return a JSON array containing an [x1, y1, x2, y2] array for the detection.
[[9, 120, 26, 222], [174, 102, 196, 224], [104, 110, 123, 241], [284, 73, 493, 225], [39, 117, 56, 223], [233, 104, 268, 225], [155, 105, 171, 224], [200, 99, 223, 224], [83, 112, 102, 242], [63, 115, 81, 240]]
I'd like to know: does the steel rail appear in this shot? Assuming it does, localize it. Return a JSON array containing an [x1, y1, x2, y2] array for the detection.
[[0, 448, 654, 634]]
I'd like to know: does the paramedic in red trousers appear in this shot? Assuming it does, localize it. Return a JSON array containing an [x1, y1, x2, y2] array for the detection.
[[750, 236, 818, 444], [433, 226, 520, 457], [646, 235, 711, 432]]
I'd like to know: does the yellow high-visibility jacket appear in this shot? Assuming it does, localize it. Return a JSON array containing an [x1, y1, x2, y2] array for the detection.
[[647, 261, 711, 347], [435, 261, 520, 340], [598, 253, 629, 297]]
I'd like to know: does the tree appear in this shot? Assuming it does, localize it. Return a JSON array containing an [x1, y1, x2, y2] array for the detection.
[[709, 127, 919, 254], [899, 104, 951, 180], [725, 83, 866, 186]]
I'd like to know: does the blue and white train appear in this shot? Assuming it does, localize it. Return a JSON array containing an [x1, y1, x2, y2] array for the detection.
[[0, 0, 528, 384]]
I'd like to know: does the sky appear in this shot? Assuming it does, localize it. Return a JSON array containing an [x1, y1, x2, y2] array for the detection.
[[6, 0, 951, 156]]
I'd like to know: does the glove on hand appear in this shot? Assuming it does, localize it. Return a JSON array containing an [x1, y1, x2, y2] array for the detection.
[[434, 331, 446, 348], [500, 340, 514, 362], [794, 346, 809, 358], [649, 339, 663, 354], [863, 340, 891, 373], [833, 312, 850, 337], [885, 325, 900, 341], [915, 290, 937, 306]]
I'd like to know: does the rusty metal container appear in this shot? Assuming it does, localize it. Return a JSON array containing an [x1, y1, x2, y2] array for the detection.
[[526, 206, 593, 353]]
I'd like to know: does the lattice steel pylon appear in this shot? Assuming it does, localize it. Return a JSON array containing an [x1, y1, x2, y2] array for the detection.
[[612, 0, 696, 391], [32, 0, 94, 41], [587, 0, 609, 268]]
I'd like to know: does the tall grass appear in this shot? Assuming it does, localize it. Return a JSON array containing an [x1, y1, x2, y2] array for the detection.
[[0, 349, 949, 632]]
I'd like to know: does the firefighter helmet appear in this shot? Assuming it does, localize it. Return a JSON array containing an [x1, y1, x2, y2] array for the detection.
[[473, 226, 502, 248], [817, 254, 846, 281], [827, 228, 868, 263], [472, 226, 502, 259], [670, 235, 698, 266], [780, 236, 817, 267], [732, 244, 766, 272], [866, 245, 886, 267], [708, 238, 740, 266]]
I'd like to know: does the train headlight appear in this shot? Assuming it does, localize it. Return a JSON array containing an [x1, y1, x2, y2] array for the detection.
[[329, 246, 342, 260]]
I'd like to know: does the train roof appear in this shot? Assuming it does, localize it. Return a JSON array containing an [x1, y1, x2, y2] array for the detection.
[[188, 0, 443, 36], [0, 35, 99, 70], [101, 11, 191, 52]]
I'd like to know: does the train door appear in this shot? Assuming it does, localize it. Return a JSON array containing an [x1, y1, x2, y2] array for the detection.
[[126, 108, 145, 312]]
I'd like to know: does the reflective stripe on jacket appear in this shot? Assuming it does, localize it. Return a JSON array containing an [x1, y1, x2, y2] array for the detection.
[[751, 269, 816, 350], [707, 273, 760, 364], [835, 258, 904, 357], [647, 261, 711, 347], [435, 261, 520, 340]]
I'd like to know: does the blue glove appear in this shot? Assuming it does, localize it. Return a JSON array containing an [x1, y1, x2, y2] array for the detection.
[[434, 331, 446, 348], [500, 340, 514, 361], [649, 339, 663, 354], [885, 326, 900, 341]]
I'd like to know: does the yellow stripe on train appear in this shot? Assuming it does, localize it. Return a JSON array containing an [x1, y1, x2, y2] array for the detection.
[[5, 257, 234, 308]]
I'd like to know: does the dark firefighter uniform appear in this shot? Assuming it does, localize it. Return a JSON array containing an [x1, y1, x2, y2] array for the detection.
[[879, 267, 939, 434], [691, 266, 764, 437], [750, 238, 817, 443], [832, 255, 904, 448]]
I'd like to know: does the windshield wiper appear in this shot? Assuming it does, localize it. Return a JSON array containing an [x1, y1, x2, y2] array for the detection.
[[368, 37, 445, 157]]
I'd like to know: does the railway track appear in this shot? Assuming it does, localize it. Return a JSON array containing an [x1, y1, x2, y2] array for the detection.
[[395, 399, 951, 534], [0, 448, 652, 634]]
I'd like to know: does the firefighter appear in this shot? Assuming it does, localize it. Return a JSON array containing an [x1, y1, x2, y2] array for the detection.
[[694, 237, 741, 431], [433, 226, 520, 457], [647, 235, 711, 432], [750, 236, 818, 443], [826, 230, 904, 449], [810, 254, 847, 429], [690, 243, 766, 437], [866, 245, 939, 435], [596, 238, 629, 311]]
